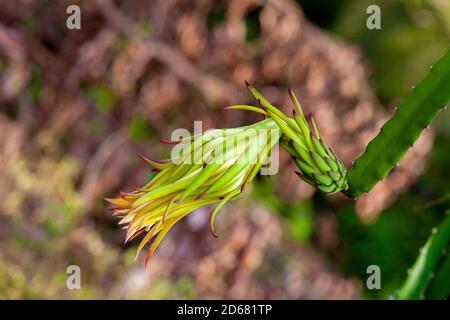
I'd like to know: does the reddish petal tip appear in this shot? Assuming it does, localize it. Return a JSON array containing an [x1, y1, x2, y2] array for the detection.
[[144, 251, 154, 268], [209, 221, 219, 239], [160, 139, 180, 145], [210, 230, 218, 239], [136, 153, 148, 162]]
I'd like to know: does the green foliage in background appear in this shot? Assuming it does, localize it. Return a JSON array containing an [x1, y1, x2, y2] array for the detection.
[[332, 0, 449, 103], [337, 201, 443, 299]]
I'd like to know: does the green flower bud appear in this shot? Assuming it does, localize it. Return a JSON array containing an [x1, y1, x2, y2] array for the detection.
[[228, 83, 348, 194]]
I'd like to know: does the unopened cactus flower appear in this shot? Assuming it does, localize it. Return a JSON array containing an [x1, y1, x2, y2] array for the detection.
[[106, 119, 280, 265], [227, 83, 348, 194], [107, 84, 348, 265]]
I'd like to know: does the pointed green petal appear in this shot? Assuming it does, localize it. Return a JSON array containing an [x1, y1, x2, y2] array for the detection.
[[209, 190, 240, 238], [225, 105, 266, 115]]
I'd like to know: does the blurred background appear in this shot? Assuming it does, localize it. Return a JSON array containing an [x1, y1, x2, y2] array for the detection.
[[0, 0, 449, 299]]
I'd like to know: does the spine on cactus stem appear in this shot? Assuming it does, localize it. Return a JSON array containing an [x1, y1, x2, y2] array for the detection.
[[227, 83, 348, 194], [396, 212, 450, 300]]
